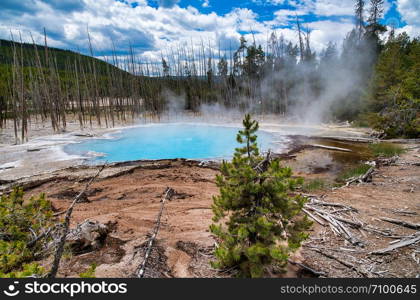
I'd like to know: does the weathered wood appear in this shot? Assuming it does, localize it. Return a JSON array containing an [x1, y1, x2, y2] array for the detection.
[[387, 208, 417, 216], [345, 166, 374, 187], [310, 198, 358, 212], [302, 208, 326, 226], [310, 144, 352, 152], [135, 187, 174, 278], [361, 166, 374, 181], [254, 150, 271, 173], [305, 205, 363, 228], [27, 226, 54, 248], [47, 163, 106, 278], [304, 203, 364, 246], [288, 259, 328, 277], [311, 248, 369, 277], [304, 136, 376, 143], [371, 233, 420, 255], [379, 217, 420, 230]]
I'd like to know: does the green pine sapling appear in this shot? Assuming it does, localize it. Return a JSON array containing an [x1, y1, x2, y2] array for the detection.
[[210, 114, 312, 277]]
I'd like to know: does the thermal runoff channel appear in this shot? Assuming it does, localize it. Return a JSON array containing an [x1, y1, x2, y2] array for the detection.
[[65, 124, 280, 162]]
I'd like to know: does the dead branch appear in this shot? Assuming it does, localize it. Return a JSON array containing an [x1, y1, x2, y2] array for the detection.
[[310, 144, 352, 152], [302, 208, 326, 226], [288, 259, 328, 277], [390, 209, 417, 216], [303, 204, 364, 246], [27, 226, 55, 248], [254, 150, 271, 173], [305, 205, 362, 228], [134, 187, 174, 278], [46, 163, 106, 278], [379, 217, 420, 230], [311, 248, 370, 277], [309, 198, 358, 212], [360, 166, 374, 182], [345, 166, 374, 187], [53, 210, 66, 217], [371, 233, 420, 255]]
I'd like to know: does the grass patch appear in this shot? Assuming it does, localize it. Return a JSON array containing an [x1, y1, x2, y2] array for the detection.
[[368, 143, 404, 158], [79, 263, 97, 278], [302, 178, 327, 192], [336, 164, 372, 183]]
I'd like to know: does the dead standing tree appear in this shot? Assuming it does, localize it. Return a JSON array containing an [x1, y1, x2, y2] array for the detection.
[[134, 187, 174, 278], [47, 163, 106, 278]]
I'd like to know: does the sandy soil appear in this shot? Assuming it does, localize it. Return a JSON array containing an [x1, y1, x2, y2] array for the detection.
[[25, 161, 222, 278], [300, 148, 420, 278], [11, 143, 418, 278]]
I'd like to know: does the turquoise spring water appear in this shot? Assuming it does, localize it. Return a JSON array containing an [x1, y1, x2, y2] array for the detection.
[[64, 123, 280, 163]]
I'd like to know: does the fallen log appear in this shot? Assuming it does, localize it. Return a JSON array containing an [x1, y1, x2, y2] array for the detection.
[[379, 217, 420, 230], [345, 166, 374, 187], [305, 205, 363, 228], [302, 208, 326, 226], [47, 163, 106, 278], [311, 248, 369, 277], [310, 198, 358, 212], [301, 136, 376, 143], [371, 233, 420, 255], [360, 166, 374, 182], [389, 208, 417, 216], [288, 259, 328, 277], [134, 187, 175, 278], [310, 144, 352, 152], [304, 205, 364, 246]]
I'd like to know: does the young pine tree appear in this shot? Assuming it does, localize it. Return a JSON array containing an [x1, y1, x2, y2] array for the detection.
[[210, 114, 311, 277], [0, 188, 53, 277], [366, 33, 420, 138]]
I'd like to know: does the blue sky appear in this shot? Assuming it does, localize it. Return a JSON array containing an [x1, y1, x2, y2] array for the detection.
[[0, 0, 418, 60]]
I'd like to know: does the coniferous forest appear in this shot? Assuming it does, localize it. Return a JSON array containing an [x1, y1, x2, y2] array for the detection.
[[0, 0, 418, 143]]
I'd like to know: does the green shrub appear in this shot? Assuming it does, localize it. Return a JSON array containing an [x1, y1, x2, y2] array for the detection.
[[302, 178, 327, 192], [336, 164, 371, 183], [0, 263, 45, 278], [79, 263, 97, 278], [0, 188, 53, 277], [368, 143, 405, 157], [210, 114, 312, 278]]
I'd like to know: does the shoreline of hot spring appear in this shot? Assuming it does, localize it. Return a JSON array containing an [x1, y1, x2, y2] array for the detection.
[[0, 119, 373, 181]]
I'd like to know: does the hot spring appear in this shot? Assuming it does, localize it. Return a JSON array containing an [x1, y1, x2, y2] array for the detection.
[[64, 123, 286, 163]]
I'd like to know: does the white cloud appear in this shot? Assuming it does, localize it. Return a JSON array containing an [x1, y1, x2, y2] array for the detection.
[[202, 0, 210, 8], [396, 25, 420, 36], [397, 0, 420, 26], [0, 0, 417, 65], [395, 0, 420, 37], [275, 0, 355, 16], [313, 0, 355, 16], [307, 20, 354, 51]]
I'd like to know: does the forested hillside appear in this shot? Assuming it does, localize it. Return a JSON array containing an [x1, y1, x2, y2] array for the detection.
[[0, 39, 121, 73], [366, 32, 420, 138], [0, 0, 418, 142]]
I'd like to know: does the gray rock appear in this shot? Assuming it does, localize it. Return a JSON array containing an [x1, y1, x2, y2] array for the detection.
[[66, 220, 109, 253]]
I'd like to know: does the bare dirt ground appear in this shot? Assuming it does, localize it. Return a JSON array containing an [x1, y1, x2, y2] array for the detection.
[[13, 143, 418, 278], [25, 160, 222, 278], [300, 147, 420, 278]]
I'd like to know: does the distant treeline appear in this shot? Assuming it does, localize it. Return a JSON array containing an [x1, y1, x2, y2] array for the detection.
[[0, 0, 418, 142]]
